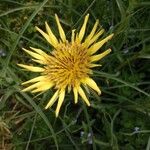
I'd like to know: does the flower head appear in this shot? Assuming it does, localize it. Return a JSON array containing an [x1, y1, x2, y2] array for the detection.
[[18, 14, 113, 117]]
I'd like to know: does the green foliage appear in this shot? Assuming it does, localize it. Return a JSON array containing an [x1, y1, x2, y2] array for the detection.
[[0, 0, 150, 149]]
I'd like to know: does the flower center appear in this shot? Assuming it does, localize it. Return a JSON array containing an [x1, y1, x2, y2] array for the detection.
[[45, 42, 91, 89]]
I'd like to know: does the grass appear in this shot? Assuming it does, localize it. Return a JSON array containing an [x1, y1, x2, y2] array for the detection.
[[0, 0, 150, 149]]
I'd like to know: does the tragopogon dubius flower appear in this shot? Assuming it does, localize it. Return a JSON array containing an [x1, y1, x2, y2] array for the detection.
[[18, 14, 113, 117]]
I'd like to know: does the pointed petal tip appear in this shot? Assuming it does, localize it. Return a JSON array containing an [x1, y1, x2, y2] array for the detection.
[[55, 108, 60, 118], [31, 90, 38, 94], [21, 89, 27, 92], [45, 21, 49, 27], [22, 48, 28, 53], [55, 89, 65, 118], [78, 87, 91, 106], [22, 47, 26, 51], [86, 13, 89, 17], [17, 63, 23, 67], [98, 90, 101, 95], [45, 104, 59, 117], [85, 13, 89, 20], [45, 105, 48, 109], [55, 14, 66, 42], [107, 48, 112, 53], [45, 90, 59, 111], [74, 101, 78, 104], [101, 28, 105, 32], [109, 33, 114, 39], [35, 26, 39, 30], [55, 112, 59, 118], [29, 46, 34, 49], [87, 103, 91, 106], [55, 13, 58, 19], [83, 77, 102, 96], [17, 64, 44, 72], [84, 14, 89, 22], [22, 48, 31, 54], [96, 19, 99, 23], [21, 82, 27, 85], [111, 33, 114, 36]]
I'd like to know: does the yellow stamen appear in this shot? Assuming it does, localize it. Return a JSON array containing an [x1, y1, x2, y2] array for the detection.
[[32, 59, 45, 64]]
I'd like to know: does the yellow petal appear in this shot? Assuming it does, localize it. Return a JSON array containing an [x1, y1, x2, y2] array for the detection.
[[75, 33, 79, 43], [55, 14, 66, 42], [35, 26, 52, 45], [32, 82, 54, 93], [89, 64, 102, 68], [22, 76, 47, 85], [88, 20, 99, 39], [32, 59, 45, 64], [78, 87, 90, 106], [88, 33, 114, 55], [84, 78, 101, 95], [73, 87, 78, 104], [67, 85, 71, 93], [22, 48, 45, 61], [84, 19, 99, 43], [90, 48, 111, 62], [45, 21, 58, 47], [30, 47, 49, 58], [83, 84, 90, 94], [87, 29, 105, 48], [17, 64, 45, 72], [55, 89, 65, 117], [45, 90, 59, 109], [71, 29, 76, 43], [22, 82, 44, 92], [78, 14, 89, 42]]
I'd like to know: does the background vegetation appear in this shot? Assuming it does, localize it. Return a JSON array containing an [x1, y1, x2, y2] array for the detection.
[[0, 0, 150, 149]]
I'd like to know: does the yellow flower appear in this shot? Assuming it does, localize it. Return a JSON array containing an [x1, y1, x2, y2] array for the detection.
[[18, 14, 113, 117]]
